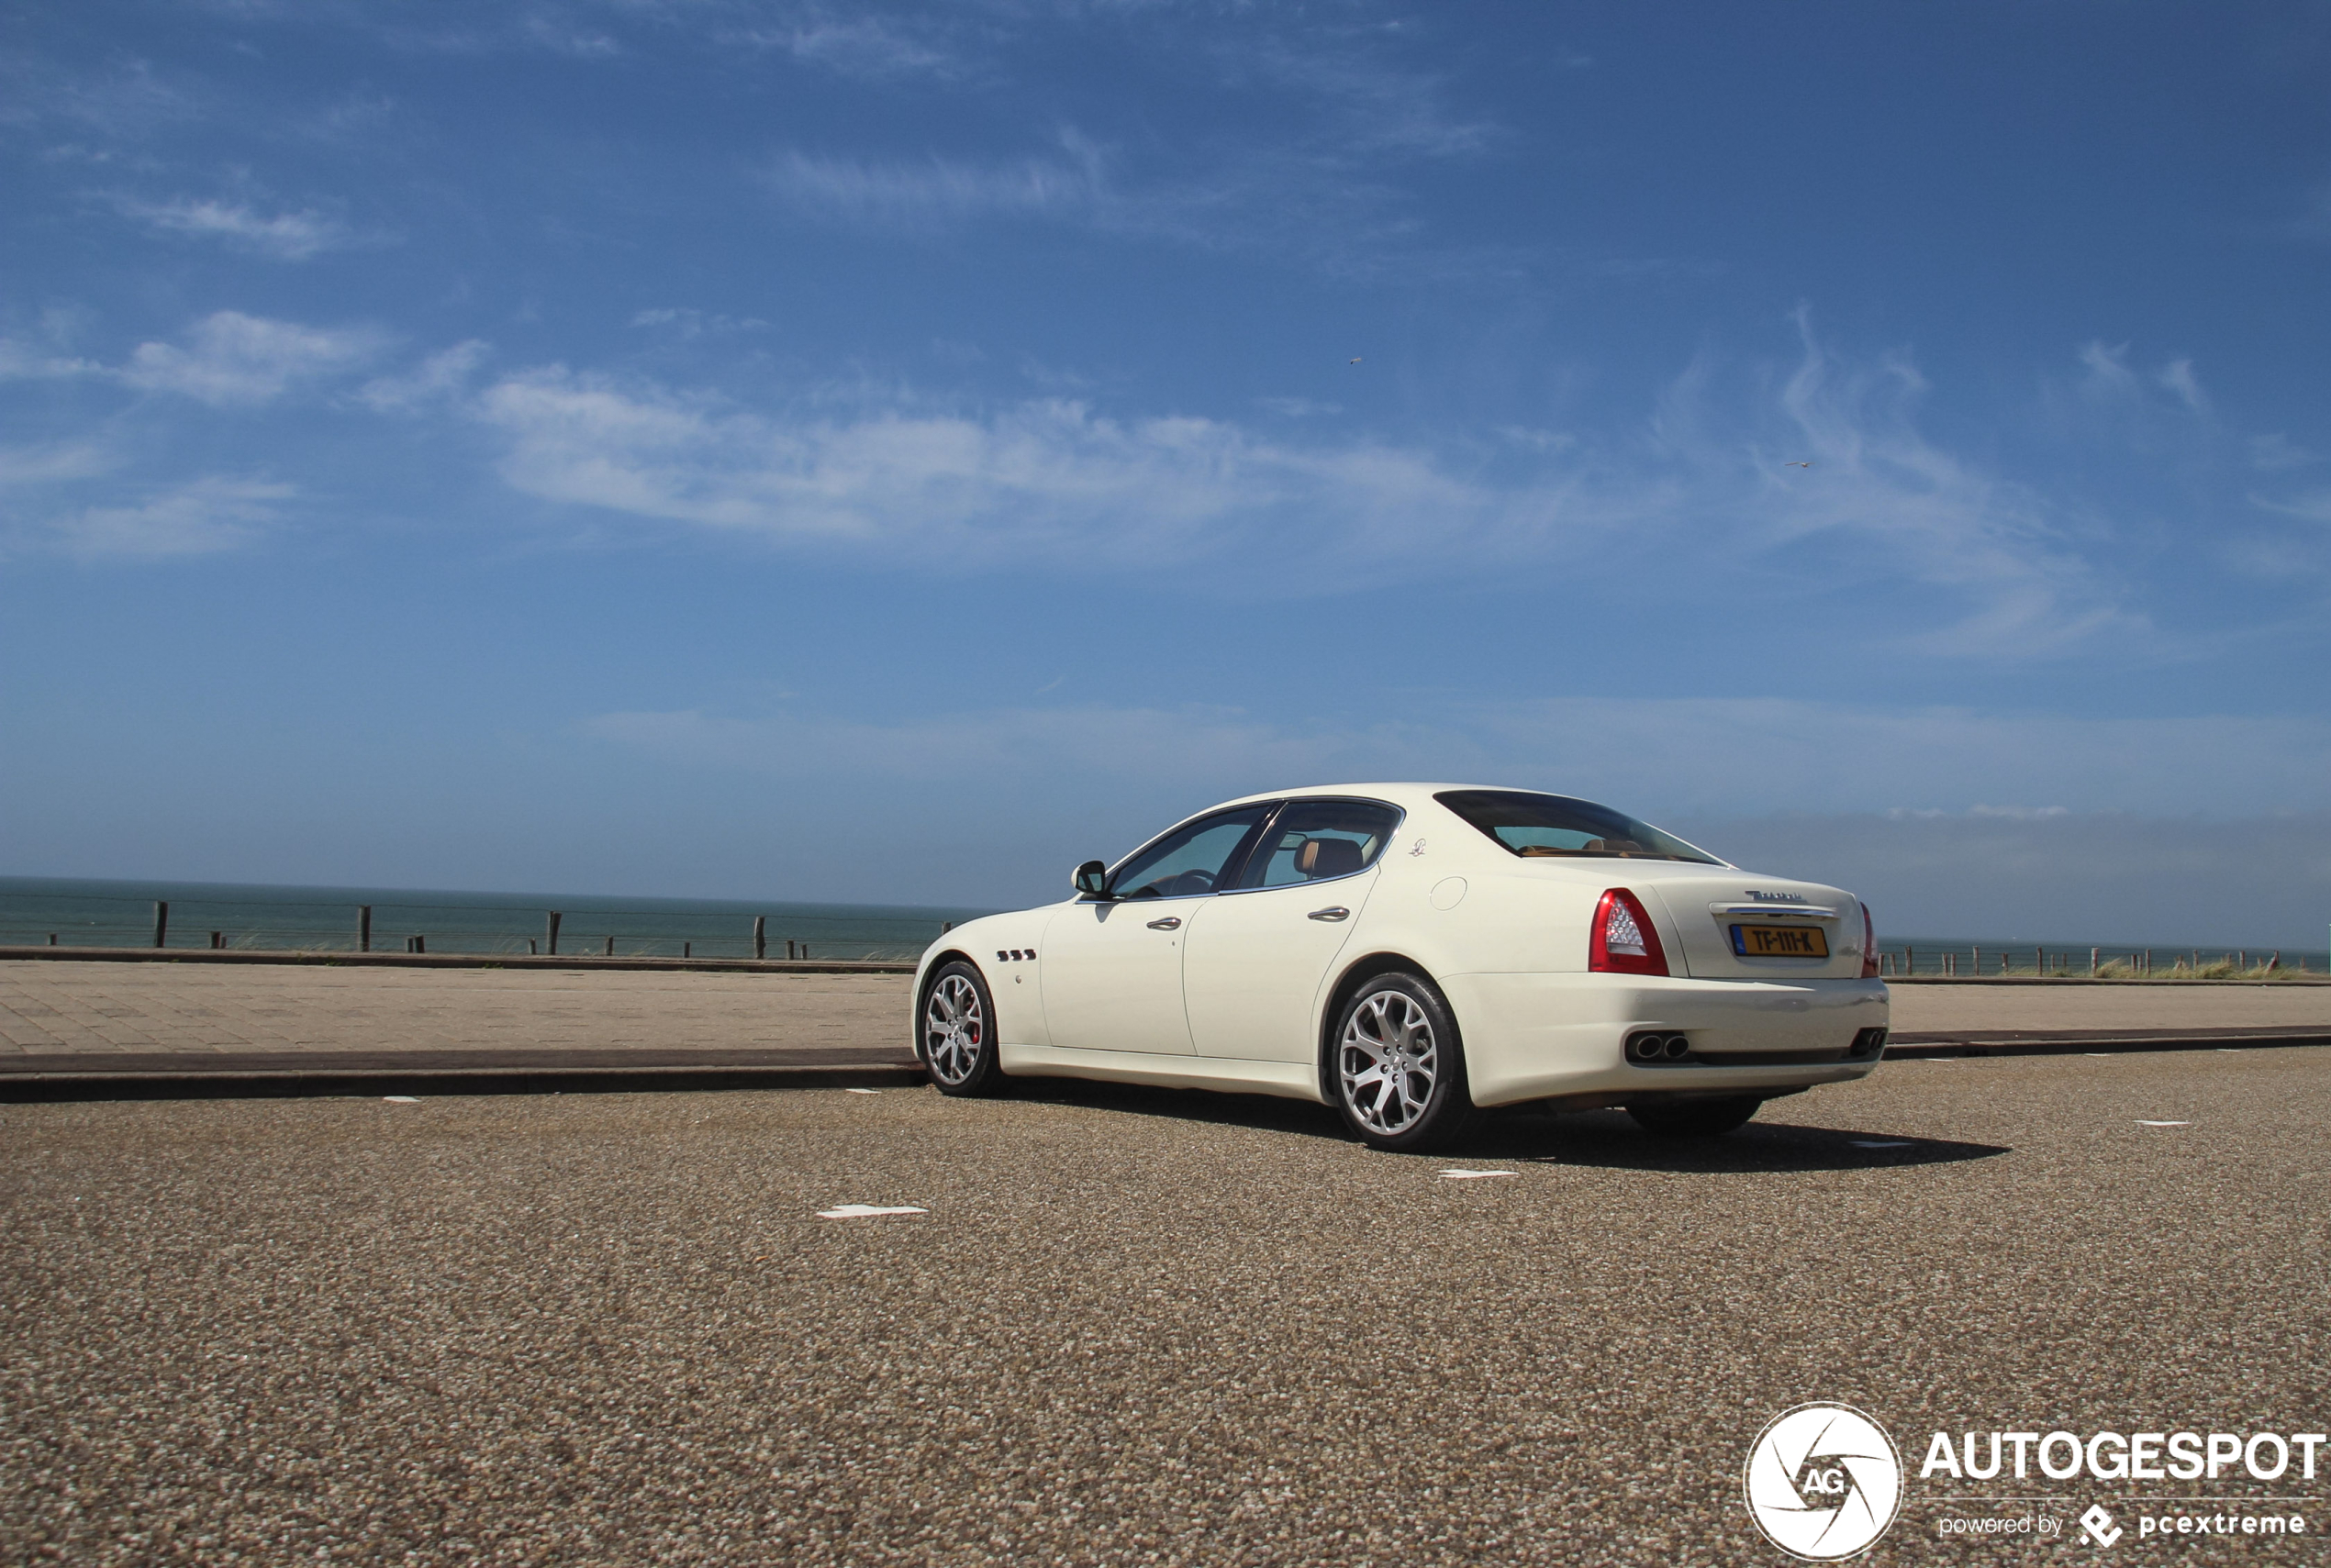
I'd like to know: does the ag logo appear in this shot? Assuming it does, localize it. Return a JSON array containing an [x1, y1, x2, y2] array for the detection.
[[1744, 1402, 1903, 1560]]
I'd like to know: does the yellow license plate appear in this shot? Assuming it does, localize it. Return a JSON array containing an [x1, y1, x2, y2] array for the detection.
[[1732, 924, 1828, 958]]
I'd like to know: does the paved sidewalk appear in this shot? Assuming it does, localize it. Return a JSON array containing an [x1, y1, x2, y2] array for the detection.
[[0, 962, 917, 1076]]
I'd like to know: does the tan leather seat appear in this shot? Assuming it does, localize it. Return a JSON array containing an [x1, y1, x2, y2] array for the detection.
[[1295, 838, 1364, 879]]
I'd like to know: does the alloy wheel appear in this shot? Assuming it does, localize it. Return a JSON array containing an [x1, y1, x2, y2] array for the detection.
[[924, 973, 985, 1085], [1338, 987, 1438, 1135]]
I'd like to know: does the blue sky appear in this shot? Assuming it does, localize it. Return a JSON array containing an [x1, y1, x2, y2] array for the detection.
[[4, 0, 2328, 944]]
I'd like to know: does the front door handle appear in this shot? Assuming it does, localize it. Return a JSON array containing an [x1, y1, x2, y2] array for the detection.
[[1308, 906, 1350, 922], [1146, 916, 1183, 930]]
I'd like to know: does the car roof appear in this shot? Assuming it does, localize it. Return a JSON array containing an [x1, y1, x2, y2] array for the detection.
[[1205, 783, 1574, 814]]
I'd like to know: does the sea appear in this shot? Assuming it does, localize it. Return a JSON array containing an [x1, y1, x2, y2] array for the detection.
[[0, 875, 997, 962], [0, 875, 2322, 974]]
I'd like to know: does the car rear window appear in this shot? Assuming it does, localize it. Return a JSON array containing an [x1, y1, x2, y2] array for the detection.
[[1434, 789, 1723, 864]]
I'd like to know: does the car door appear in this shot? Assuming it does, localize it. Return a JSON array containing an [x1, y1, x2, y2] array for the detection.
[[1182, 797, 1404, 1062], [1039, 804, 1276, 1055]]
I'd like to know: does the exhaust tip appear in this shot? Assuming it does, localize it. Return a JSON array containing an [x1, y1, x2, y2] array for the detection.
[[1627, 1031, 1694, 1063]]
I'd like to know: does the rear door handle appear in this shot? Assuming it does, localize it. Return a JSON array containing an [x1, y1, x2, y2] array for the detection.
[[1308, 906, 1350, 922], [1146, 916, 1182, 930]]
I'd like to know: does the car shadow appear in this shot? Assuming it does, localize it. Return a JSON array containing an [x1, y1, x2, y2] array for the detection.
[[1457, 1109, 2011, 1174], [1013, 1078, 1353, 1140], [1011, 1081, 2010, 1174]]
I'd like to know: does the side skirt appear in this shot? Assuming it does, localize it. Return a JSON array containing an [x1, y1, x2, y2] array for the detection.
[[998, 1044, 1328, 1104]]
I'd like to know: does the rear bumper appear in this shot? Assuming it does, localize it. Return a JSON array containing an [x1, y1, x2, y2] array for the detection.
[[1440, 972, 1890, 1108]]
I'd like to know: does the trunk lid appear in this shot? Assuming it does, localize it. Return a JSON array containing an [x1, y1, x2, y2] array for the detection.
[[1630, 868, 1868, 980]]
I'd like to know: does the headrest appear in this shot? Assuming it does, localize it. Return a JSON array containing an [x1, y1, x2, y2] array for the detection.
[[1296, 838, 1364, 878]]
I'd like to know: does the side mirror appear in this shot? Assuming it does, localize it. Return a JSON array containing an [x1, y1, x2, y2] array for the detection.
[[1072, 860, 1112, 898]]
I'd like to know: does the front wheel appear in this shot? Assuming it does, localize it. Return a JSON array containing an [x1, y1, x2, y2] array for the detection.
[[1331, 973, 1476, 1153], [922, 962, 1007, 1096], [1626, 1096, 1761, 1138]]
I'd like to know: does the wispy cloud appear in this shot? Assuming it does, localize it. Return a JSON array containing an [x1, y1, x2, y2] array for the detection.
[[48, 475, 294, 560], [355, 339, 490, 412], [1216, 28, 1492, 160], [0, 54, 199, 138], [0, 442, 113, 487], [740, 9, 976, 81], [121, 311, 387, 406], [107, 195, 359, 261], [2248, 487, 2331, 525], [628, 307, 770, 338], [2249, 433, 2320, 471], [461, 319, 2136, 655], [764, 132, 1109, 228], [0, 340, 106, 383], [470, 366, 1500, 570]]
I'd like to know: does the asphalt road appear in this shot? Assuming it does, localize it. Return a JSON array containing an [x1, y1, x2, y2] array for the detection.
[[4, 1050, 2325, 1565]]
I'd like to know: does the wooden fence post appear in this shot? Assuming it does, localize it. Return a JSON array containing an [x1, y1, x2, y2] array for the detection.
[[545, 912, 562, 956], [358, 905, 372, 953], [152, 901, 168, 949], [753, 917, 766, 961]]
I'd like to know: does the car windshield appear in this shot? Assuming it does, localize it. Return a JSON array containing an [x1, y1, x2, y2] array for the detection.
[[1434, 789, 1723, 864]]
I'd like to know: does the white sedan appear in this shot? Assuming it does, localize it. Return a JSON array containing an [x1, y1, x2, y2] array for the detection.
[[913, 784, 1889, 1151]]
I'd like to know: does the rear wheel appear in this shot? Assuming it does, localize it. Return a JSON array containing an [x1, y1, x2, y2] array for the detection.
[[1626, 1095, 1761, 1138], [1332, 973, 1476, 1153], [922, 962, 1007, 1096]]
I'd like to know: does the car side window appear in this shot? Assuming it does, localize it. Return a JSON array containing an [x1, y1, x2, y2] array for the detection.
[[1232, 799, 1403, 890], [1109, 806, 1275, 899]]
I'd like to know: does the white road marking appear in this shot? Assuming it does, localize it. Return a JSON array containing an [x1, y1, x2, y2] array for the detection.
[[1438, 1169, 1517, 1180], [818, 1204, 928, 1218], [2136, 1120, 2192, 1127], [382, 1095, 418, 1103]]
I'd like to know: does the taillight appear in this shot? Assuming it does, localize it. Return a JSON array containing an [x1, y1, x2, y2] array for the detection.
[[1860, 902, 1879, 978], [1589, 888, 1669, 976]]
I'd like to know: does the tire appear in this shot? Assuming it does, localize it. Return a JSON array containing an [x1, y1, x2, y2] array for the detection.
[[1626, 1095, 1761, 1138], [1330, 972, 1477, 1153], [921, 961, 1008, 1096]]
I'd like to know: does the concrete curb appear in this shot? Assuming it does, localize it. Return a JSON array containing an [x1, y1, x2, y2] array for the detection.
[[1885, 1028, 2331, 1059], [1886, 974, 2327, 987], [0, 1062, 932, 1102], [0, 945, 919, 975]]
